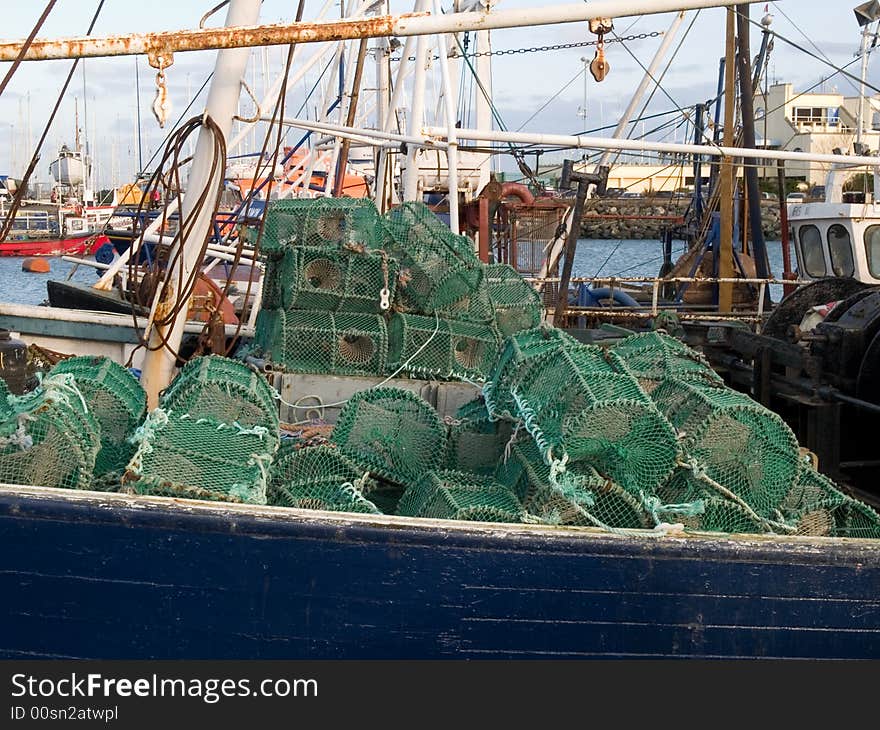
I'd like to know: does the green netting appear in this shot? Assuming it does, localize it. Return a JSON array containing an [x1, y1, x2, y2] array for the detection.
[[277, 246, 397, 313], [251, 307, 285, 362], [807, 498, 880, 539], [397, 469, 523, 523], [381, 202, 483, 312], [780, 463, 880, 538], [0, 373, 100, 490], [445, 398, 514, 476], [49, 355, 147, 476], [275, 310, 388, 376], [258, 250, 287, 310], [261, 197, 385, 253], [160, 355, 279, 441], [649, 467, 767, 534], [510, 347, 678, 494], [124, 408, 273, 504], [437, 272, 495, 324], [387, 313, 500, 380], [650, 378, 800, 518], [331, 387, 445, 485], [611, 331, 724, 393], [484, 327, 583, 419], [498, 436, 653, 529], [267, 442, 380, 514], [484, 263, 543, 337]]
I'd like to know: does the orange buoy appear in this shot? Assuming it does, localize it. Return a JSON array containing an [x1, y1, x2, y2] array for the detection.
[[21, 257, 50, 273]]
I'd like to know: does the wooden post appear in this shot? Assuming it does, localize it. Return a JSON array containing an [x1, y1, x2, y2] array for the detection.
[[718, 6, 736, 312], [777, 159, 796, 297], [553, 181, 589, 326], [478, 196, 490, 263], [736, 3, 771, 281]]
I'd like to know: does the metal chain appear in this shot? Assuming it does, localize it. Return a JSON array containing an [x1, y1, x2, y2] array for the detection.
[[389, 31, 662, 62]]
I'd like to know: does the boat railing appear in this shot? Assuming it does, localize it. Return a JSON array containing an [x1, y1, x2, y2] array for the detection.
[[528, 274, 810, 331]]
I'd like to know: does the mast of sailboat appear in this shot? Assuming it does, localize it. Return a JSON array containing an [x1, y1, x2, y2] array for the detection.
[[139, 0, 262, 408]]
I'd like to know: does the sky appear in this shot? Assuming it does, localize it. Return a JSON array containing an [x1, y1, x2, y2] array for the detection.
[[0, 0, 876, 190]]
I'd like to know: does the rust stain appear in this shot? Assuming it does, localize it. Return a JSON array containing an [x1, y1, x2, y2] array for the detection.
[[0, 14, 425, 62]]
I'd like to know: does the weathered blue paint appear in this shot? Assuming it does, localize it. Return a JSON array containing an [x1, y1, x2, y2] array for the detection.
[[0, 487, 878, 659]]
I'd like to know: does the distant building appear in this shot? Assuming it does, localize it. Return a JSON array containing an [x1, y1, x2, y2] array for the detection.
[[537, 161, 695, 194], [754, 82, 880, 186]]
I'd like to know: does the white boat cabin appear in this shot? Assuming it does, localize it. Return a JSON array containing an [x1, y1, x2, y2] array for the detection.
[[789, 166, 880, 284]]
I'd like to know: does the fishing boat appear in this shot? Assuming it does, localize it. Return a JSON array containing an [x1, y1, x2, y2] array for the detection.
[[0, 0, 878, 662], [0, 207, 109, 256], [0, 230, 108, 257]]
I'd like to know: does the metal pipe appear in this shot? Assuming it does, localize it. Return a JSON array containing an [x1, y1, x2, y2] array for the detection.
[[474, 11, 493, 192], [263, 114, 443, 148], [0, 1, 764, 62], [423, 127, 880, 168], [140, 0, 261, 409], [403, 28, 430, 201], [433, 0, 459, 235]]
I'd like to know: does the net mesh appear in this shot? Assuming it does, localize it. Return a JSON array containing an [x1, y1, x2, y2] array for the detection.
[[123, 408, 273, 505], [387, 313, 500, 380], [267, 442, 380, 514], [261, 197, 385, 253], [397, 469, 524, 523], [437, 272, 495, 324], [380, 202, 483, 312], [0, 373, 100, 490], [648, 467, 768, 534], [611, 331, 724, 393], [779, 462, 880, 538], [445, 398, 514, 476], [509, 346, 679, 494], [498, 436, 653, 529], [331, 387, 445, 485], [651, 378, 800, 518], [484, 263, 543, 337], [160, 355, 279, 439], [49, 355, 147, 476], [276, 246, 396, 313], [274, 310, 388, 376], [483, 327, 584, 419]]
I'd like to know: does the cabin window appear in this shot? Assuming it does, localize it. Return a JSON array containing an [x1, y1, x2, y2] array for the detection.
[[865, 226, 880, 278], [827, 224, 855, 277], [798, 225, 826, 277]]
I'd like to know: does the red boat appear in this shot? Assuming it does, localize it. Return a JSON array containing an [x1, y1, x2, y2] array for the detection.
[[0, 232, 109, 257]]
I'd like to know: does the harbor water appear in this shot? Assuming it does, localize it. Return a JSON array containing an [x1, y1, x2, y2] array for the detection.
[[0, 238, 796, 307]]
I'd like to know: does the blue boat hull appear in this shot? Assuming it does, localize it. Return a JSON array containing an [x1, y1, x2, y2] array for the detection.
[[1, 486, 878, 659]]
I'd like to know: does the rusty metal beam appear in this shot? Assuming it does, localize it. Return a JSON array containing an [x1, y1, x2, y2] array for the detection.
[[0, 1, 763, 63]]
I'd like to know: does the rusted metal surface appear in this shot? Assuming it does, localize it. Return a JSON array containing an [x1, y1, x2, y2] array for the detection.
[[0, 1, 765, 63], [0, 14, 403, 62]]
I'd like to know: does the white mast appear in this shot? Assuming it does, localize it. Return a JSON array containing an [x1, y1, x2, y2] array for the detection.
[[139, 0, 262, 408]]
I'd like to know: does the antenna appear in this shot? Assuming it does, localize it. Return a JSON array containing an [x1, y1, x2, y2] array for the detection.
[[577, 56, 589, 121]]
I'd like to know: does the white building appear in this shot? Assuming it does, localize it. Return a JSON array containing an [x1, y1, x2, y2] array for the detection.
[[754, 83, 880, 186]]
